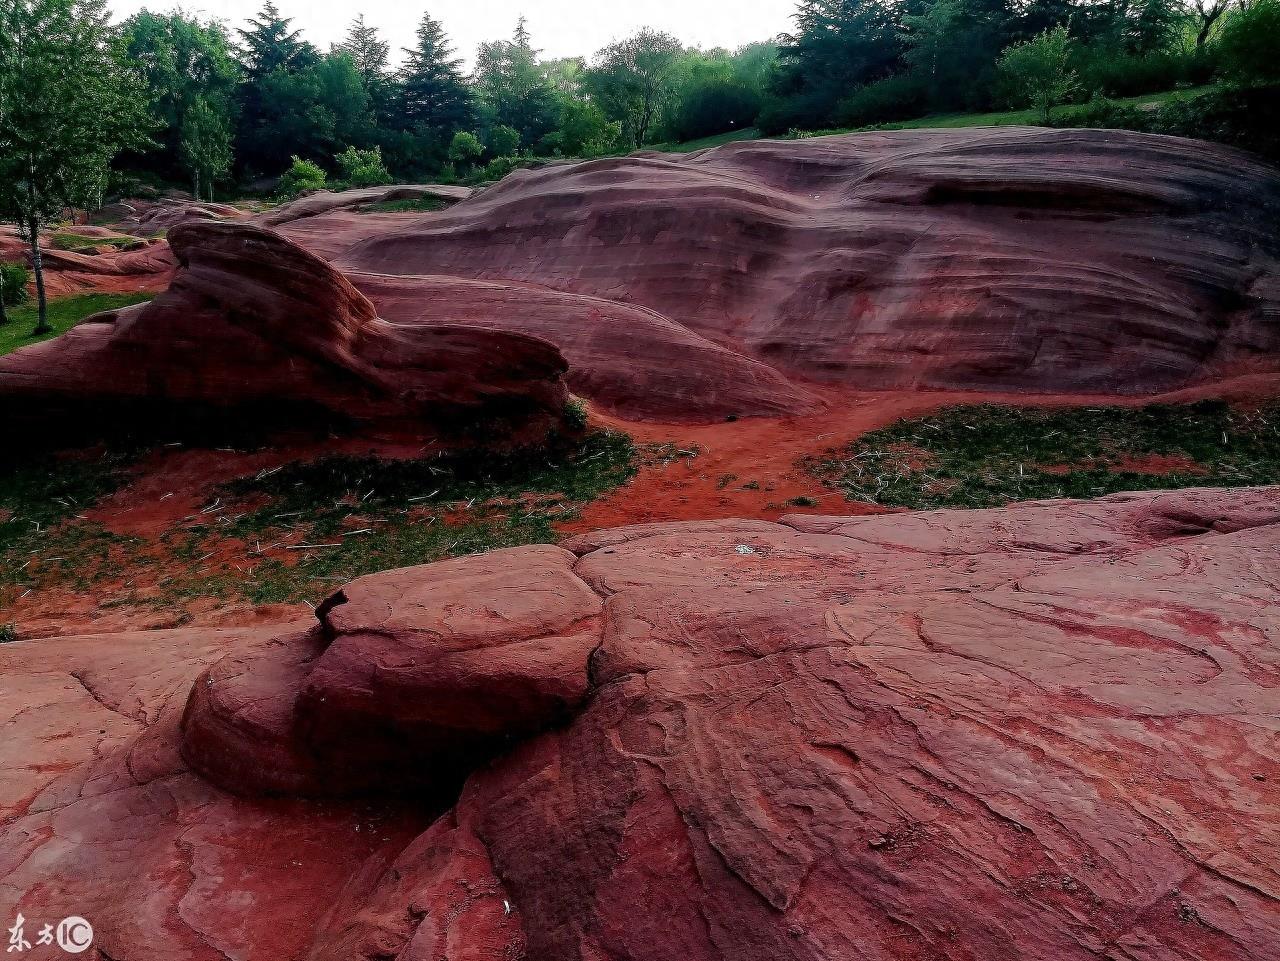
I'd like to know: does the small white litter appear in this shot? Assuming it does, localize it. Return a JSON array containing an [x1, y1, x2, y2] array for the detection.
[[735, 544, 755, 555]]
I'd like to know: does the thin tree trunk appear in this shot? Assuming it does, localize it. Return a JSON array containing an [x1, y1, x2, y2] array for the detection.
[[27, 217, 49, 336], [0, 282, 8, 325]]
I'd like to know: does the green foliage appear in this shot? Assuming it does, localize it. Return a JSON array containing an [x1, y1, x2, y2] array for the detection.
[[179, 96, 233, 200], [50, 232, 135, 250], [397, 12, 474, 136], [836, 73, 928, 126], [0, 623, 16, 643], [806, 402, 1280, 510], [359, 196, 455, 214], [1217, 0, 1280, 83], [0, 0, 154, 330], [1, 262, 29, 308], [474, 18, 559, 149], [484, 124, 521, 158], [278, 154, 326, 197], [447, 130, 484, 170], [1050, 83, 1280, 164], [334, 144, 391, 188], [997, 24, 1081, 123], [583, 28, 683, 146], [119, 9, 239, 185], [0, 291, 152, 354]]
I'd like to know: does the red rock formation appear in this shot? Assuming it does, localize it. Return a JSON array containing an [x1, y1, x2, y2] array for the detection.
[[0, 221, 571, 443], [336, 128, 1280, 396], [3, 487, 1277, 960]]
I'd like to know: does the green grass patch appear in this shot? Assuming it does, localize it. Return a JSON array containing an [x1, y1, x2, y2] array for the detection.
[[657, 127, 761, 152], [50, 232, 137, 251], [0, 448, 145, 592], [360, 196, 457, 214], [805, 401, 1280, 510], [0, 292, 154, 355], [191, 429, 638, 603]]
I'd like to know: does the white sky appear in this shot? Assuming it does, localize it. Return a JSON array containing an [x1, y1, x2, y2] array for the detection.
[[105, 0, 798, 69]]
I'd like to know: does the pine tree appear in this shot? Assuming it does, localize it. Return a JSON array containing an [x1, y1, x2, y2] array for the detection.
[[338, 13, 388, 85], [474, 17, 559, 147], [237, 1, 314, 80], [397, 13, 473, 133]]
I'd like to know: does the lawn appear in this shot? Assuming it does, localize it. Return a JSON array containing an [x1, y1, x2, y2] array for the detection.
[[0, 292, 154, 356], [805, 401, 1280, 510]]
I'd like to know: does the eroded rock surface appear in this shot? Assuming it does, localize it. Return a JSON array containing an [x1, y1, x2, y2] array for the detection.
[[2, 486, 1277, 960], [0, 221, 571, 443], [336, 128, 1280, 396]]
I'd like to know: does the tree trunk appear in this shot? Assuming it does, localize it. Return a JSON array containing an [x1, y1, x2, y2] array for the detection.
[[27, 217, 49, 336], [0, 283, 8, 325]]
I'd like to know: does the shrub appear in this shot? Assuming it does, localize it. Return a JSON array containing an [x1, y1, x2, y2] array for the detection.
[[836, 73, 929, 127], [1151, 84, 1280, 164], [334, 145, 392, 189], [0, 623, 16, 643], [278, 155, 327, 198], [484, 125, 521, 159], [563, 397, 589, 431], [1, 262, 30, 308], [447, 131, 484, 171], [997, 25, 1081, 123], [1217, 0, 1280, 84]]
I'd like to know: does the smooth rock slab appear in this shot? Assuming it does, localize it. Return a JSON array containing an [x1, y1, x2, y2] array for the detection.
[[2, 487, 1278, 960]]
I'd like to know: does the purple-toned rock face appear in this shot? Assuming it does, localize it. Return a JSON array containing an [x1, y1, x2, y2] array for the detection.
[[0, 221, 571, 442], [3, 486, 1277, 961], [325, 127, 1280, 398]]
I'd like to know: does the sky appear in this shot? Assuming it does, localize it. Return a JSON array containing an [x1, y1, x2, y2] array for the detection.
[[104, 0, 799, 69]]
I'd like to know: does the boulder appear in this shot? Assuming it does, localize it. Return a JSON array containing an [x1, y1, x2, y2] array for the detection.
[[0, 221, 572, 445]]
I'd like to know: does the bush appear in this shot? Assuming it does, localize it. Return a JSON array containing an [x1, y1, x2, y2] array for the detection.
[[278, 155, 327, 198], [483, 125, 521, 159], [1, 262, 29, 308], [1217, 0, 1280, 84], [997, 25, 1081, 123], [447, 131, 484, 171], [0, 623, 16, 644], [334, 145, 392, 189], [470, 155, 534, 184], [1050, 85, 1280, 165], [1074, 45, 1207, 99], [836, 73, 928, 127]]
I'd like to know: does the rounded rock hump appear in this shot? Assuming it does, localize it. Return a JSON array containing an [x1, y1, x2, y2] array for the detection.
[[0, 221, 572, 445]]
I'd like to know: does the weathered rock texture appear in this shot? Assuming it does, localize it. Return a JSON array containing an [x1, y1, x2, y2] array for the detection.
[[334, 128, 1280, 397], [0, 221, 571, 442], [3, 486, 1277, 960]]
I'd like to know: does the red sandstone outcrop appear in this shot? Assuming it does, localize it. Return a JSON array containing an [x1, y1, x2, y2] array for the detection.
[[3, 486, 1277, 960], [0, 221, 571, 442], [333, 127, 1280, 396]]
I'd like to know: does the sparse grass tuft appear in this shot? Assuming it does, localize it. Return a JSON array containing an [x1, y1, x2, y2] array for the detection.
[[50, 233, 137, 251], [805, 401, 1280, 510]]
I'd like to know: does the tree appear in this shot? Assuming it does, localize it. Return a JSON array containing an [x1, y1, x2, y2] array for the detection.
[[474, 17, 559, 148], [1215, 0, 1280, 79], [237, 1, 314, 80], [1186, 0, 1232, 50], [997, 24, 1080, 123], [583, 28, 682, 146], [119, 10, 240, 182], [447, 130, 483, 171], [336, 13, 391, 119], [397, 12, 474, 135], [0, 0, 152, 334], [180, 97, 233, 200], [278, 154, 326, 196], [762, 0, 902, 131]]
